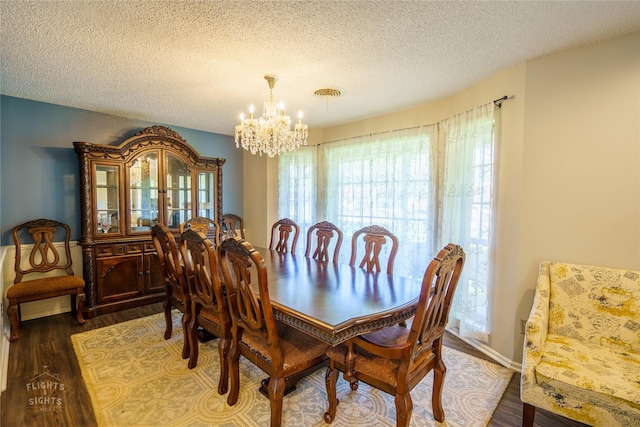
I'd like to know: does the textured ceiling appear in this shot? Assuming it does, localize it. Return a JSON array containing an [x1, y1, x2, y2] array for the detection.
[[1, 1, 639, 135]]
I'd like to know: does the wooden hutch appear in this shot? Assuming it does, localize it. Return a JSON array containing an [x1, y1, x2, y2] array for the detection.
[[74, 126, 225, 318]]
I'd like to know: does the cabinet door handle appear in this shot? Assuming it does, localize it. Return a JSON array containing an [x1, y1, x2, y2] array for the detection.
[[138, 271, 144, 276], [102, 266, 115, 278], [145, 270, 150, 275]]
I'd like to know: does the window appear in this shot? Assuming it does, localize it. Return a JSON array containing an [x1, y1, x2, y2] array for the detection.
[[279, 103, 496, 341]]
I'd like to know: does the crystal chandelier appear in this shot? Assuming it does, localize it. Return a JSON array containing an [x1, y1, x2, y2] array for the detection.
[[235, 74, 308, 157]]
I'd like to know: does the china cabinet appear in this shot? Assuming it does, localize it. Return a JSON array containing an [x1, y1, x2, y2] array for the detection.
[[74, 126, 225, 317]]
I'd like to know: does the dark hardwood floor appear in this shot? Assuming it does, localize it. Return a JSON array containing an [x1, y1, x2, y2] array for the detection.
[[2, 303, 586, 426]]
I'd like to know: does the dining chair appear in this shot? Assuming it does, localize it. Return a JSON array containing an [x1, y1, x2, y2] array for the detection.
[[349, 224, 399, 274], [219, 237, 329, 427], [179, 216, 220, 247], [324, 243, 466, 427], [7, 219, 85, 341], [304, 221, 343, 263], [151, 224, 191, 360], [268, 218, 300, 254], [221, 213, 245, 240], [179, 229, 231, 394]]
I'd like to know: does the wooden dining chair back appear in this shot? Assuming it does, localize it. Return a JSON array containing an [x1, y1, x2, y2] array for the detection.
[[179, 216, 220, 247], [219, 237, 328, 427], [268, 218, 300, 254], [304, 221, 343, 263], [151, 224, 191, 359], [221, 213, 245, 240], [349, 225, 399, 274], [7, 219, 86, 341], [179, 229, 231, 394], [324, 243, 466, 427]]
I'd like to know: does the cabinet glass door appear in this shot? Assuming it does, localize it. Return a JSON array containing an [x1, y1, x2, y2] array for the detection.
[[197, 170, 217, 219], [95, 165, 120, 234], [166, 153, 192, 229], [129, 152, 159, 231]]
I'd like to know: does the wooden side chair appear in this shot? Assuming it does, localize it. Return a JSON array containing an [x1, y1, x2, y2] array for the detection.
[[268, 218, 300, 254], [179, 216, 220, 248], [221, 213, 245, 240], [151, 224, 190, 359], [219, 237, 328, 427], [179, 229, 231, 394], [7, 219, 85, 341], [304, 221, 343, 263], [324, 243, 466, 426], [349, 224, 399, 274]]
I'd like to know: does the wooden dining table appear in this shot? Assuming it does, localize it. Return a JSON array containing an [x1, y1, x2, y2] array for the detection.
[[254, 247, 423, 346]]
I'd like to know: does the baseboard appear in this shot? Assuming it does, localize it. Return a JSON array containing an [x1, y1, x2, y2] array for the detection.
[[447, 327, 523, 373], [1, 246, 8, 392]]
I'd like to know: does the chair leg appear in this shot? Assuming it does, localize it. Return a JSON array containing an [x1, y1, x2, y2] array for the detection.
[[187, 307, 199, 369], [163, 293, 173, 340], [217, 332, 230, 395], [180, 310, 190, 360], [7, 302, 20, 342], [431, 342, 447, 422], [268, 375, 286, 427], [324, 363, 339, 423], [227, 336, 241, 406], [75, 291, 85, 325], [394, 393, 413, 427], [522, 402, 535, 427]]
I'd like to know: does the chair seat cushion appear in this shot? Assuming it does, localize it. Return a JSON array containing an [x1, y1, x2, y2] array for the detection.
[[7, 276, 84, 300], [241, 321, 328, 370], [326, 324, 433, 389], [535, 334, 640, 404]]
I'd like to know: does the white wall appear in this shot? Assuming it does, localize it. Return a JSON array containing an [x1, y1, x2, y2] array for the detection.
[[244, 32, 640, 366]]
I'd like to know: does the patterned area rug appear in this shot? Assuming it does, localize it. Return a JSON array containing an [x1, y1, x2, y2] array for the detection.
[[71, 312, 513, 427]]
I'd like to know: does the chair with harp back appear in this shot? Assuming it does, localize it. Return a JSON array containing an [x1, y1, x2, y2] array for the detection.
[[7, 219, 85, 341], [304, 221, 343, 263], [151, 224, 191, 360], [221, 213, 245, 240], [268, 218, 300, 254], [219, 237, 329, 427], [179, 216, 220, 247], [349, 224, 399, 274], [324, 243, 466, 426], [179, 229, 231, 394]]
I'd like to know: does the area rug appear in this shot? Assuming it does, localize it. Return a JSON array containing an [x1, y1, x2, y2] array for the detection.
[[71, 312, 513, 427]]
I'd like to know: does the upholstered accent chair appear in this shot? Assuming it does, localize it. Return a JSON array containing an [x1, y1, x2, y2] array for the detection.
[[269, 218, 300, 254], [151, 224, 190, 359], [304, 221, 343, 263], [179, 216, 220, 247], [180, 229, 231, 394], [349, 225, 399, 275], [7, 219, 86, 341], [521, 261, 640, 427], [324, 243, 465, 426], [219, 237, 328, 427], [221, 213, 245, 240]]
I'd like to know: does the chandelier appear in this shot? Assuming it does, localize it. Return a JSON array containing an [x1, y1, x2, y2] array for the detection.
[[234, 74, 308, 157]]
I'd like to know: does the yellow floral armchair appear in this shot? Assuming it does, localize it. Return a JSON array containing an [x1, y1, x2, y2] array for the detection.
[[521, 262, 640, 427]]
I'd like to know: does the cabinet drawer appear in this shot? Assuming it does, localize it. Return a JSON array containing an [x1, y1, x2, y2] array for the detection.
[[144, 242, 157, 252], [127, 243, 144, 253], [114, 244, 127, 256], [96, 244, 115, 257]]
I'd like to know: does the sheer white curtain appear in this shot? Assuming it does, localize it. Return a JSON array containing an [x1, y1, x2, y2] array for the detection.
[[438, 103, 495, 342], [319, 126, 438, 278], [278, 146, 317, 251]]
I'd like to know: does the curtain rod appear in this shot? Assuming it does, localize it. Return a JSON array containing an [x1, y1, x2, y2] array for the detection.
[[320, 97, 506, 146], [493, 95, 509, 108]]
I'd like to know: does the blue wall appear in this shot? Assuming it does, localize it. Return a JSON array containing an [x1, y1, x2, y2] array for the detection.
[[0, 95, 242, 245]]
